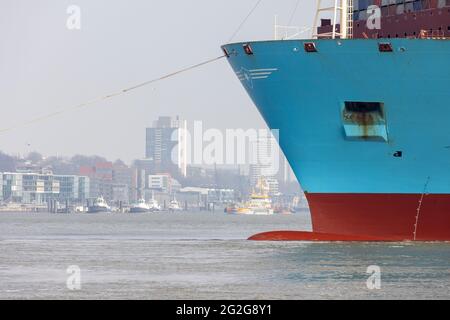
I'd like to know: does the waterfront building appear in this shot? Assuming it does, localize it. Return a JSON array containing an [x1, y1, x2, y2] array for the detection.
[[145, 116, 187, 177], [0, 171, 89, 205], [111, 183, 129, 204], [80, 161, 135, 204], [94, 162, 113, 201], [148, 174, 171, 192], [177, 187, 235, 208], [248, 133, 281, 195], [132, 158, 154, 198], [80, 161, 131, 203], [112, 162, 134, 204], [147, 174, 181, 193], [53, 175, 89, 203], [264, 177, 280, 196]]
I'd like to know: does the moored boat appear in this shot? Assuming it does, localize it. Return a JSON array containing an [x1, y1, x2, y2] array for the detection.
[[168, 199, 182, 211], [87, 196, 111, 213], [130, 198, 151, 213]]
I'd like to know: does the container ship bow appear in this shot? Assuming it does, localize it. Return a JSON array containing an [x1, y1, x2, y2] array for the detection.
[[222, 0, 450, 241]]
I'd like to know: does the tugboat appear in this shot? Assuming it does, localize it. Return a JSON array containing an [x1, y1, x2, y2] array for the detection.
[[130, 198, 151, 213], [226, 179, 274, 215], [239, 192, 274, 215], [87, 196, 111, 213]]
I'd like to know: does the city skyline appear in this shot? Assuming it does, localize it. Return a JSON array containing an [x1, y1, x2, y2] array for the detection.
[[0, 113, 299, 192], [0, 0, 316, 162]]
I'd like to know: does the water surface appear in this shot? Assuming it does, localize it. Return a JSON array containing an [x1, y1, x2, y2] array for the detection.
[[0, 211, 448, 299]]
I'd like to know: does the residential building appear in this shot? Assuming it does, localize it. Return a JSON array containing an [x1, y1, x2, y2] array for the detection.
[[112, 162, 134, 204], [148, 174, 170, 192], [265, 177, 280, 196], [177, 187, 235, 208], [0, 172, 89, 204], [147, 174, 181, 195], [145, 116, 187, 177], [79, 162, 113, 201], [248, 133, 281, 195], [133, 158, 154, 199]]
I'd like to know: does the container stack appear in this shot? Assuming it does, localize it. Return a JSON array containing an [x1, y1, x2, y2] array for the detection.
[[352, 0, 444, 21]]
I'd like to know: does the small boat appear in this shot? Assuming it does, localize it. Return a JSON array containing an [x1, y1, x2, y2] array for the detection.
[[148, 198, 161, 211], [273, 205, 293, 215], [224, 203, 239, 214], [130, 198, 151, 213], [168, 199, 182, 211], [87, 196, 111, 213], [75, 205, 86, 213]]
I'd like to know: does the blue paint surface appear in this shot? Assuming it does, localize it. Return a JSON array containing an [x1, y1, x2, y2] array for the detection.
[[222, 39, 450, 194]]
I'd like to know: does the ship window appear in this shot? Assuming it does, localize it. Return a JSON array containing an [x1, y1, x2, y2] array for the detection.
[[344, 102, 383, 114], [342, 102, 387, 142]]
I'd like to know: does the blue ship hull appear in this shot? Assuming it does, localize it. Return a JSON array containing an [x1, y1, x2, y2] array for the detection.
[[222, 39, 450, 240]]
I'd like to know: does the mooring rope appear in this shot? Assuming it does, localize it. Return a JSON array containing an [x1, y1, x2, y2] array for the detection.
[[227, 0, 264, 43], [413, 176, 430, 240], [0, 55, 226, 134], [287, 0, 301, 27]]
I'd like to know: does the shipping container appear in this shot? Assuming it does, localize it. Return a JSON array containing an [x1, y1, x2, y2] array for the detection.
[[360, 0, 369, 10], [359, 9, 368, 20], [421, 0, 432, 9], [413, 0, 423, 10], [396, 3, 406, 13], [405, 2, 415, 11], [386, 4, 396, 14]]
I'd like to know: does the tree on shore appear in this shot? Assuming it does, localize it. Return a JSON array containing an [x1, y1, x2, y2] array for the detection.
[[0, 151, 16, 172]]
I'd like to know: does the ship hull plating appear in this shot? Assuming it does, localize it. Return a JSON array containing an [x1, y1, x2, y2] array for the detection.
[[222, 39, 450, 241], [307, 193, 450, 241]]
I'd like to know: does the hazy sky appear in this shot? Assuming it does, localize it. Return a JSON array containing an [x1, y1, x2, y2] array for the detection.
[[0, 0, 315, 163]]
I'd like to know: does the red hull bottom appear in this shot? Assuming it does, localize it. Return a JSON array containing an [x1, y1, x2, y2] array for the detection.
[[249, 193, 450, 241]]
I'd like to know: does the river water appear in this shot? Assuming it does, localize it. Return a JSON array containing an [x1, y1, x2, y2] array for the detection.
[[0, 210, 448, 299]]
